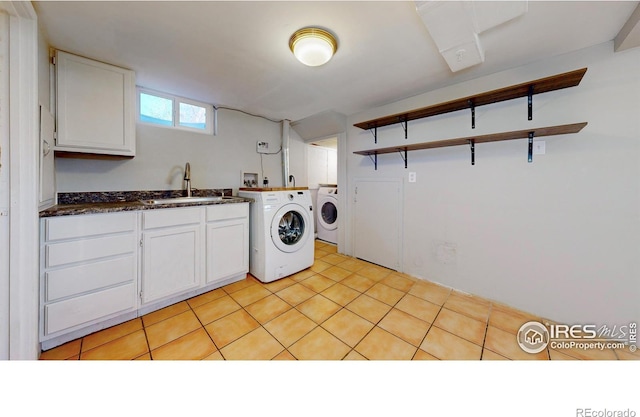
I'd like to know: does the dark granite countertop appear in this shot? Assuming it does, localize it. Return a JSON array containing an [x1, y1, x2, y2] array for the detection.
[[40, 189, 253, 217]]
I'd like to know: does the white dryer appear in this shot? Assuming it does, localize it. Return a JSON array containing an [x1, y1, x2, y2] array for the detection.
[[317, 186, 338, 244], [237, 189, 314, 283]]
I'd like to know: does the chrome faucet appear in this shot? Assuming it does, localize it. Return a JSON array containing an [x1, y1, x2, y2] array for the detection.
[[184, 162, 192, 197]]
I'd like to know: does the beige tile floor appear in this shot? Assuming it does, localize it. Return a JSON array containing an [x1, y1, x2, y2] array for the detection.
[[40, 240, 638, 360]]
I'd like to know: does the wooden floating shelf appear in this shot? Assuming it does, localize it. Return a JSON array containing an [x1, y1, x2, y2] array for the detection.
[[354, 123, 587, 156], [353, 68, 587, 130], [353, 122, 587, 169]]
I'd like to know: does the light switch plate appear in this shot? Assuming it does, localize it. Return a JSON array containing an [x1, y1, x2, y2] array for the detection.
[[533, 140, 546, 155]]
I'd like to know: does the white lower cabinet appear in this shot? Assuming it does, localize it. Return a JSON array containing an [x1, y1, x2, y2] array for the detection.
[[140, 207, 204, 305], [40, 203, 250, 350], [40, 212, 138, 347], [206, 204, 249, 284]]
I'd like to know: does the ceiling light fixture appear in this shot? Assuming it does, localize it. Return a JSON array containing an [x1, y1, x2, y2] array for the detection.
[[289, 27, 338, 67]]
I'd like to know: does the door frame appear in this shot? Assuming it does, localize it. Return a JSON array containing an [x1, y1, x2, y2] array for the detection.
[[0, 1, 39, 359]]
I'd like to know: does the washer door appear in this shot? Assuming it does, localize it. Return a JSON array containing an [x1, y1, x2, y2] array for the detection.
[[271, 203, 311, 253], [318, 197, 338, 231]]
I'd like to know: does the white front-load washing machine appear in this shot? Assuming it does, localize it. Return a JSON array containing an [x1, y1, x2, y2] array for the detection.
[[238, 189, 314, 283], [317, 186, 338, 244]]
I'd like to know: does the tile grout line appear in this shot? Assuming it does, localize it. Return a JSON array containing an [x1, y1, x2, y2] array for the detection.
[[478, 303, 493, 360], [141, 320, 153, 360], [236, 284, 291, 360], [229, 277, 303, 360], [186, 297, 225, 360], [340, 280, 411, 360], [412, 292, 450, 360], [76, 336, 84, 360], [77, 317, 146, 360]]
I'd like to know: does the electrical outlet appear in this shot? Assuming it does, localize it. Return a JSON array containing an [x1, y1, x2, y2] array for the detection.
[[257, 141, 269, 153], [408, 172, 417, 183], [533, 140, 546, 155]]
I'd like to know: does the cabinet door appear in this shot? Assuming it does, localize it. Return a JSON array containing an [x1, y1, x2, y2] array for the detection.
[[206, 218, 248, 284], [141, 225, 202, 304], [55, 50, 135, 156], [39, 105, 55, 209]]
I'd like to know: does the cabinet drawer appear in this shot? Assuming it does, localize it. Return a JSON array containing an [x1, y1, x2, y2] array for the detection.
[[46, 234, 135, 267], [206, 203, 248, 222], [45, 212, 136, 241], [44, 282, 136, 335], [143, 207, 202, 230], [45, 255, 136, 302]]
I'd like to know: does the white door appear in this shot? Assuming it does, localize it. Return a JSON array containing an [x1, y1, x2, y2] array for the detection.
[[353, 179, 402, 271]]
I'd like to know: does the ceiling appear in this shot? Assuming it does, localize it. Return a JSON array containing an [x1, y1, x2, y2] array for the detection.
[[34, 1, 640, 123]]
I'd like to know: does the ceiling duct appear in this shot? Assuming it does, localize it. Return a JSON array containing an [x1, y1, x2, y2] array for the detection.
[[415, 0, 528, 72], [291, 110, 346, 141]]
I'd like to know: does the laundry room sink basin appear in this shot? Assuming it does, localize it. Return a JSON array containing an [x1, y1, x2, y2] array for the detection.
[[140, 196, 235, 205]]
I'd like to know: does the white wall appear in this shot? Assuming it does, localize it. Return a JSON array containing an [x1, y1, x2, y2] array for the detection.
[[307, 145, 337, 189], [346, 42, 640, 327], [55, 109, 308, 193]]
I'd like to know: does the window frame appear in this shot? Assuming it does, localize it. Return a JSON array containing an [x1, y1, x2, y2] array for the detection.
[[137, 87, 214, 135]]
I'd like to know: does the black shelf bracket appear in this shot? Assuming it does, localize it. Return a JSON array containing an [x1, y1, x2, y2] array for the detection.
[[469, 100, 476, 129], [398, 149, 408, 169], [399, 117, 408, 139], [367, 153, 378, 170], [528, 85, 534, 121], [528, 132, 534, 163], [369, 126, 378, 144], [469, 140, 475, 165]]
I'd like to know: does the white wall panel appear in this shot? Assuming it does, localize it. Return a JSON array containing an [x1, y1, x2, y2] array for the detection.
[[55, 108, 308, 193], [346, 42, 640, 327]]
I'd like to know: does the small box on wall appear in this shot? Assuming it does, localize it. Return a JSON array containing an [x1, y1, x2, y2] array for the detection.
[[242, 172, 259, 188]]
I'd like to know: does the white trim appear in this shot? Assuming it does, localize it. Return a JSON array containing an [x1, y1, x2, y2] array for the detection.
[[0, 9, 10, 361], [336, 132, 347, 255], [1, 1, 37, 20], [1, 1, 40, 359]]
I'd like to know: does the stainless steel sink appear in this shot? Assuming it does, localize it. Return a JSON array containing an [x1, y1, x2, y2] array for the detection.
[[140, 196, 236, 205]]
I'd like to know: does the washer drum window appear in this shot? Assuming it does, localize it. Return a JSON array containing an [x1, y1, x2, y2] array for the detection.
[[278, 210, 305, 245], [321, 202, 337, 225]]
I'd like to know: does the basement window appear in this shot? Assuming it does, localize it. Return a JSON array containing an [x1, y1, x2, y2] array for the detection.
[[137, 87, 214, 135]]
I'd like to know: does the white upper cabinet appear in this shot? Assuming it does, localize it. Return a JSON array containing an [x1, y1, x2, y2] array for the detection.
[[55, 50, 136, 156]]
